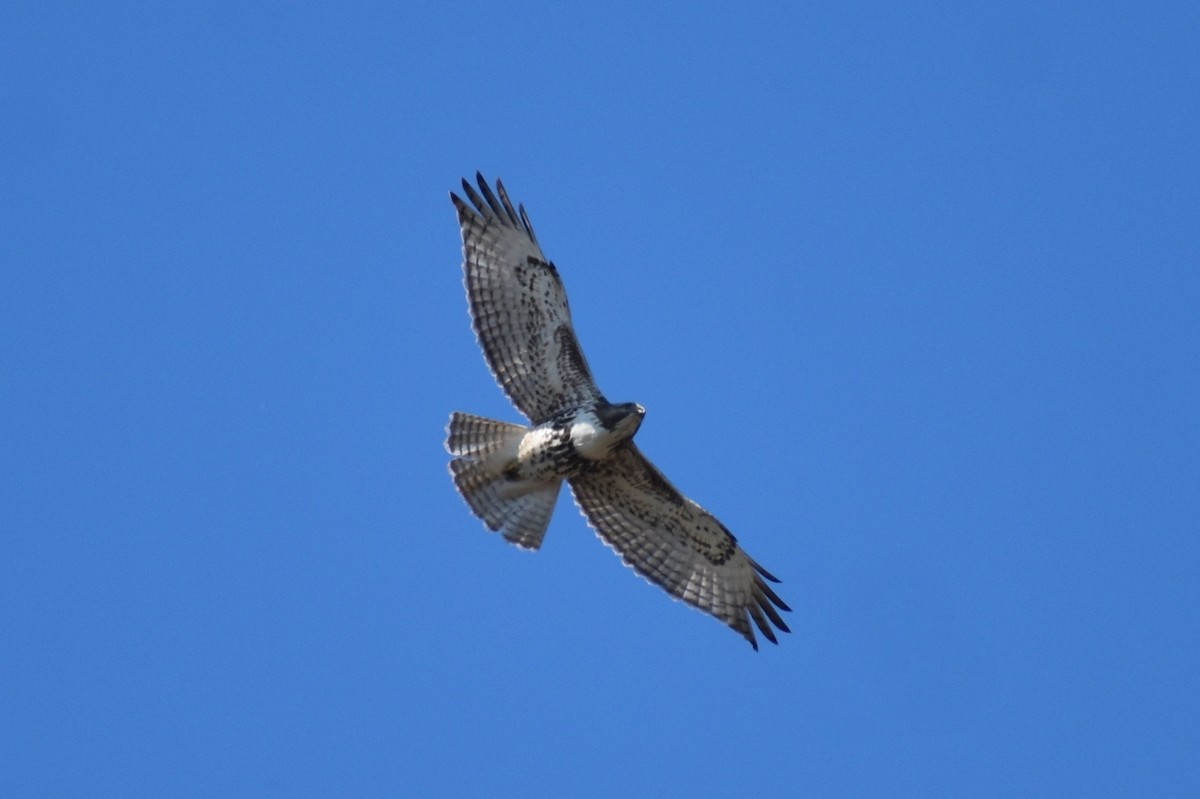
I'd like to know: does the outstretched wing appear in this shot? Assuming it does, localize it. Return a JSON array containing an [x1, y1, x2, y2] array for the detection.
[[568, 444, 790, 649], [452, 173, 604, 424]]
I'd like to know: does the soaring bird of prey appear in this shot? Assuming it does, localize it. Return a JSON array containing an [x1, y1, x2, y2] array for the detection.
[[445, 173, 790, 649]]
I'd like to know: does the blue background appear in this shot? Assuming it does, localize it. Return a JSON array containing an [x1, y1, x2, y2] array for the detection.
[[3, 2, 1197, 796]]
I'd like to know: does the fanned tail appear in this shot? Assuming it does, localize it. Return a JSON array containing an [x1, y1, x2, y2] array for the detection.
[[446, 412, 526, 458], [445, 412, 561, 550]]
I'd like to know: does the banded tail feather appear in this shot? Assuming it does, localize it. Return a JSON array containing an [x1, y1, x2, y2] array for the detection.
[[445, 412, 562, 550]]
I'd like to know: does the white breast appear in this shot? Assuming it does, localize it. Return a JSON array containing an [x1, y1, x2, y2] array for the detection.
[[569, 412, 613, 460]]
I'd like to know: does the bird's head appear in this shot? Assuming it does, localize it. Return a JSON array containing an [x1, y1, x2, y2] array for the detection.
[[595, 402, 646, 441]]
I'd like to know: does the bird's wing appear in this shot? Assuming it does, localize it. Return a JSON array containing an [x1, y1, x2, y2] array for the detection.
[[568, 444, 790, 649], [452, 173, 604, 423]]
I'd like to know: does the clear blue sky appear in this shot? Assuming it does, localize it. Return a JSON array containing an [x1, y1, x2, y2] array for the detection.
[[3, 2, 1197, 796]]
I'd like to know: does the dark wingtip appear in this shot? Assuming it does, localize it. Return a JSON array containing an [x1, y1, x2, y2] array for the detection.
[[449, 191, 474, 224], [473, 172, 508, 220], [754, 561, 782, 583], [756, 578, 791, 613], [477, 174, 490, 203], [747, 603, 779, 646], [759, 595, 791, 633]]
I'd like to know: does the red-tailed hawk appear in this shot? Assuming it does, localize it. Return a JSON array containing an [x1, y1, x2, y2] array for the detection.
[[445, 173, 790, 649]]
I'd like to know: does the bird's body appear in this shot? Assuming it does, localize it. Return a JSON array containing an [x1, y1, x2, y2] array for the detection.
[[445, 173, 790, 649], [454, 402, 644, 492]]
